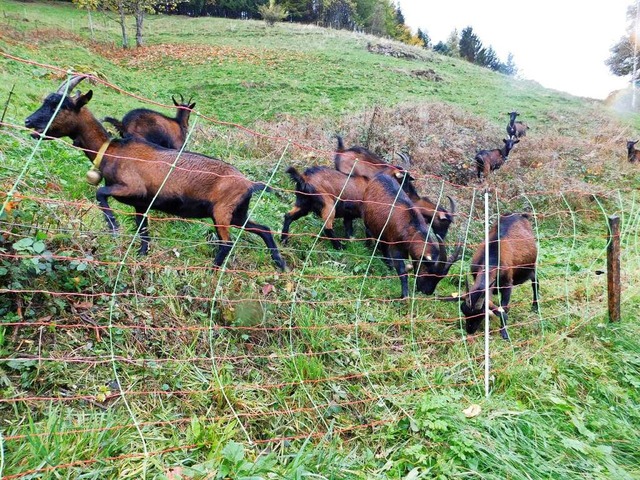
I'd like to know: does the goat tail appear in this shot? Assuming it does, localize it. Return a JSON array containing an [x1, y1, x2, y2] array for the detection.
[[335, 135, 345, 152], [285, 166, 305, 186], [103, 117, 125, 136]]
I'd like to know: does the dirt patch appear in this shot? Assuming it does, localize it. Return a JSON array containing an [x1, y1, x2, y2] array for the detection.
[[367, 41, 430, 61], [411, 69, 442, 82], [94, 43, 305, 69]]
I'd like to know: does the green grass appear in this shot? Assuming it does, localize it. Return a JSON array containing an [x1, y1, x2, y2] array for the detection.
[[1, 1, 640, 479]]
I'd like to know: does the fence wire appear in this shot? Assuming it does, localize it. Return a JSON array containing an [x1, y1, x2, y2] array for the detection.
[[0, 54, 638, 479]]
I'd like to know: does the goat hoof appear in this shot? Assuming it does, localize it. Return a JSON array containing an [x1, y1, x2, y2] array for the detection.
[[500, 328, 510, 341]]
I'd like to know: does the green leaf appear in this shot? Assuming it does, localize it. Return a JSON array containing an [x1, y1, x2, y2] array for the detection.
[[32, 241, 46, 254], [562, 438, 587, 453], [12, 238, 34, 250], [222, 441, 245, 464]]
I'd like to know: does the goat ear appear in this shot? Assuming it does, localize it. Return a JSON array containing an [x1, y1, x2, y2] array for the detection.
[[514, 138, 520, 144], [503, 139, 508, 144], [189, 102, 196, 109], [74, 90, 93, 111]]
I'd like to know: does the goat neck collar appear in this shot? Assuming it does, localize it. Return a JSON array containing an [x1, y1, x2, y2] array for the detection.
[[93, 140, 111, 169]]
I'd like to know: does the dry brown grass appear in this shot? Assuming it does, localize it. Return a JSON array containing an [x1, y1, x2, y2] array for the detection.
[[227, 101, 637, 223]]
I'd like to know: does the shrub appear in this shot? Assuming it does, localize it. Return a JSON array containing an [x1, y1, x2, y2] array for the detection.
[[258, 0, 287, 26]]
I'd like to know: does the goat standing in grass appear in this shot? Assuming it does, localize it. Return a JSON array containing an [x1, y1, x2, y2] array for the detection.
[[104, 94, 195, 150], [281, 165, 406, 249], [506, 111, 519, 138], [507, 111, 529, 139], [474, 138, 519, 180], [457, 213, 539, 340], [25, 76, 286, 270], [627, 140, 640, 163], [362, 172, 462, 298]]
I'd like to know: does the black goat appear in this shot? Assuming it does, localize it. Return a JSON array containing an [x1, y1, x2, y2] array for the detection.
[[25, 76, 285, 270], [474, 138, 519, 180], [104, 94, 196, 150], [506, 111, 519, 138], [458, 213, 539, 340], [627, 140, 640, 163], [362, 172, 461, 298]]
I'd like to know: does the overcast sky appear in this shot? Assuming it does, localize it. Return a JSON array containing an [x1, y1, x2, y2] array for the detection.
[[397, 0, 632, 99]]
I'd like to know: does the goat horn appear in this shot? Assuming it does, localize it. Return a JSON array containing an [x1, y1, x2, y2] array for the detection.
[[172, 95, 178, 106], [56, 75, 87, 95], [435, 233, 447, 272], [464, 276, 474, 309], [397, 151, 411, 167], [444, 242, 463, 275], [447, 195, 456, 216]]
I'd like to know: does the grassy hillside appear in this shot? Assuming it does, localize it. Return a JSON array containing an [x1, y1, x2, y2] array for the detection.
[[1, 2, 640, 479]]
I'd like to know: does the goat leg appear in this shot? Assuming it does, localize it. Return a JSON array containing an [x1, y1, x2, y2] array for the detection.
[[497, 285, 513, 340], [389, 250, 409, 298], [244, 220, 287, 271], [281, 206, 308, 245], [531, 270, 540, 312], [134, 207, 150, 256], [95, 186, 120, 232]]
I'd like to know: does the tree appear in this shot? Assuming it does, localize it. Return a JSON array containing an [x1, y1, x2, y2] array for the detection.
[[444, 28, 459, 57], [259, 0, 288, 25], [416, 28, 430, 49], [606, 3, 640, 78], [459, 26, 482, 63]]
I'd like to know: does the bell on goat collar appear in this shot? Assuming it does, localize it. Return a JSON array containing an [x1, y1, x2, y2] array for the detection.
[[86, 168, 103, 185]]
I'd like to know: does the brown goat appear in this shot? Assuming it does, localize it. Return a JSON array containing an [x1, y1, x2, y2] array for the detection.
[[474, 138, 519, 180], [281, 165, 403, 249], [627, 140, 640, 163], [459, 213, 539, 340], [396, 152, 456, 239], [333, 136, 402, 178], [24, 76, 285, 270], [104, 94, 196, 150], [363, 173, 461, 298]]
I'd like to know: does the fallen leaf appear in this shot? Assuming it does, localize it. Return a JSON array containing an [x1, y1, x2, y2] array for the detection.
[[262, 283, 275, 296], [463, 404, 482, 418]]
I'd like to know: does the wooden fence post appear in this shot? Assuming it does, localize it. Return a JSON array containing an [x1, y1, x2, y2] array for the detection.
[[607, 215, 621, 323]]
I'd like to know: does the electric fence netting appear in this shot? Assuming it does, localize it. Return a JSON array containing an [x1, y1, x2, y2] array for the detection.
[[0, 55, 639, 479]]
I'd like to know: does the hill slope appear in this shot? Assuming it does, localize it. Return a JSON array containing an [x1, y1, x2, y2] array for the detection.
[[1, 2, 639, 479]]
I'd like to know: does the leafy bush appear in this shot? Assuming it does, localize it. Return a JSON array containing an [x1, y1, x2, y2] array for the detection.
[[258, 0, 287, 26]]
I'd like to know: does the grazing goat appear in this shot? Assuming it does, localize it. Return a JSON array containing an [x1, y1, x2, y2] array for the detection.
[[627, 140, 640, 163], [104, 94, 196, 150], [25, 76, 285, 270], [459, 213, 539, 340], [506, 111, 519, 138], [362, 172, 462, 298], [474, 138, 519, 180], [396, 152, 456, 239], [281, 165, 404, 249], [333, 136, 401, 178]]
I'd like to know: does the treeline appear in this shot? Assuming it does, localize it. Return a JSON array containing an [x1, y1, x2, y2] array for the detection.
[[64, 0, 517, 75], [167, 1, 516, 75], [433, 26, 517, 76], [170, 0, 417, 42]]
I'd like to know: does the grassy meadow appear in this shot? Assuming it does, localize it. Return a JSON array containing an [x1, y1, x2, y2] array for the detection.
[[1, 1, 640, 479]]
